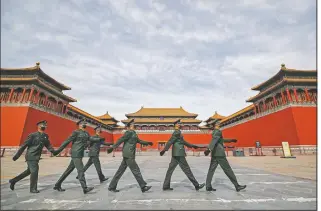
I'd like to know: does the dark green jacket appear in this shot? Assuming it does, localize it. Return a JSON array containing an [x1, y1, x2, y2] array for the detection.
[[88, 135, 112, 157], [164, 129, 197, 157], [57, 129, 90, 158], [208, 129, 235, 157], [111, 130, 149, 158], [14, 132, 55, 161]]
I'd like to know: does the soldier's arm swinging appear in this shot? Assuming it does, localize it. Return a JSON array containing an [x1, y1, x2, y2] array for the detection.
[[137, 139, 152, 146], [112, 131, 131, 149], [55, 131, 77, 154], [223, 138, 237, 143], [163, 130, 179, 151], [208, 131, 221, 151], [13, 134, 33, 161], [181, 137, 198, 148], [43, 135, 57, 155]]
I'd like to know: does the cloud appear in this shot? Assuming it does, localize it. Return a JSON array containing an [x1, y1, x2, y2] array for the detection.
[[1, 0, 316, 125]]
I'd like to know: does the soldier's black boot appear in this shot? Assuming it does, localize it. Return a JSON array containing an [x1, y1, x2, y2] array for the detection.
[[206, 187, 216, 191], [141, 186, 152, 193], [236, 185, 246, 192], [108, 187, 120, 192], [30, 189, 40, 193], [9, 180, 15, 191], [53, 186, 65, 192], [195, 183, 205, 191], [100, 177, 109, 183], [83, 187, 94, 194], [163, 187, 174, 191], [76, 176, 78, 179]]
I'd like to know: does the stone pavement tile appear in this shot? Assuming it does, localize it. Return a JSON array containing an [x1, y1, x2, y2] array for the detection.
[[1, 155, 316, 210]]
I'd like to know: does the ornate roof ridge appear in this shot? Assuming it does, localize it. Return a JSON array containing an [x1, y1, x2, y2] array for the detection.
[[220, 104, 255, 124], [1, 62, 71, 90], [125, 106, 198, 117], [251, 64, 316, 91]]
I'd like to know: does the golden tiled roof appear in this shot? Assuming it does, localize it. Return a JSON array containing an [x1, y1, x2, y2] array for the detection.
[[220, 104, 255, 124], [126, 106, 198, 117], [100, 120, 118, 125], [96, 111, 119, 123], [121, 118, 202, 124], [251, 64, 317, 91], [1, 62, 71, 90], [205, 111, 226, 122], [0, 77, 76, 102], [246, 78, 317, 102], [67, 104, 113, 127]]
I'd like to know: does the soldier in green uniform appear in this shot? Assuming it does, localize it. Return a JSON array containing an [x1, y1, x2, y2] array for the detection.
[[107, 119, 153, 193], [160, 119, 205, 191], [75, 125, 111, 183], [204, 119, 246, 192], [9, 120, 59, 193], [53, 119, 94, 194]]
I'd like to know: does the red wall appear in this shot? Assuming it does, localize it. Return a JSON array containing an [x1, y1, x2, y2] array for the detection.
[[1, 107, 29, 146], [1, 106, 114, 147], [291, 107, 317, 145], [113, 133, 212, 149], [222, 107, 317, 147]]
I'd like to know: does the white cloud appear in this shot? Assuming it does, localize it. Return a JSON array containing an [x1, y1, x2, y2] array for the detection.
[[1, 0, 316, 124]]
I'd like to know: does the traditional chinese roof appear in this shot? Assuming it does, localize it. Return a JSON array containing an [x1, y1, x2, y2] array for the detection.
[[67, 104, 113, 129], [125, 106, 198, 117], [246, 78, 317, 102], [96, 111, 119, 123], [199, 125, 211, 129], [0, 77, 76, 102], [1, 62, 71, 90], [121, 118, 202, 124], [251, 64, 316, 91], [204, 111, 226, 122], [219, 104, 255, 124]]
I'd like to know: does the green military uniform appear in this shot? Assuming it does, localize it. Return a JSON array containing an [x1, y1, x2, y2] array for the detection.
[[9, 120, 57, 193], [80, 133, 112, 182], [108, 119, 152, 192], [54, 119, 93, 194], [205, 121, 246, 192], [161, 120, 204, 190]]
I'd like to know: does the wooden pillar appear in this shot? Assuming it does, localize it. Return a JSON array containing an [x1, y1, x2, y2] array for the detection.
[[44, 95, 48, 106], [281, 91, 286, 104], [20, 88, 26, 103], [254, 104, 257, 115], [304, 88, 311, 102], [61, 104, 65, 113], [263, 101, 267, 111], [286, 88, 292, 102], [273, 96, 277, 107], [293, 88, 298, 102], [28, 88, 34, 101], [64, 104, 68, 114], [7, 88, 14, 102], [56, 101, 59, 111], [36, 92, 41, 103]]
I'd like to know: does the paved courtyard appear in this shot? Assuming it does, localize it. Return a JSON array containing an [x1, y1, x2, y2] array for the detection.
[[0, 153, 317, 210]]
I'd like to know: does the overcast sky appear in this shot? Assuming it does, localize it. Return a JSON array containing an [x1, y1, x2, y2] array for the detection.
[[1, 0, 316, 125]]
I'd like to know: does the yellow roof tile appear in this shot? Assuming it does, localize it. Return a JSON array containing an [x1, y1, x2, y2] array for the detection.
[[220, 104, 255, 124], [1, 63, 71, 90], [251, 65, 316, 90], [125, 107, 198, 117], [96, 111, 119, 122], [205, 111, 226, 122], [121, 118, 202, 124]]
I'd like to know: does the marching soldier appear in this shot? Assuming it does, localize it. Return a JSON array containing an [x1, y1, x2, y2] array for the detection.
[[76, 125, 112, 183], [160, 119, 205, 191], [107, 119, 153, 193], [204, 119, 246, 192], [53, 119, 94, 194], [9, 120, 58, 193]]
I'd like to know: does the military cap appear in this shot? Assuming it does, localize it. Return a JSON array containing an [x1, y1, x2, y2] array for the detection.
[[36, 120, 47, 126], [94, 125, 102, 131], [126, 119, 135, 127], [76, 119, 87, 125], [173, 119, 181, 125]]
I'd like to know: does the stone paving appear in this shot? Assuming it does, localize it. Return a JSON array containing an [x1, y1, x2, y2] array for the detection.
[[0, 153, 317, 210]]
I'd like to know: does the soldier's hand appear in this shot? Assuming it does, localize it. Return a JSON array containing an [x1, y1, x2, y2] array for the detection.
[[148, 142, 153, 146], [12, 156, 18, 161], [204, 149, 210, 156], [107, 148, 114, 154], [160, 150, 165, 156]]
